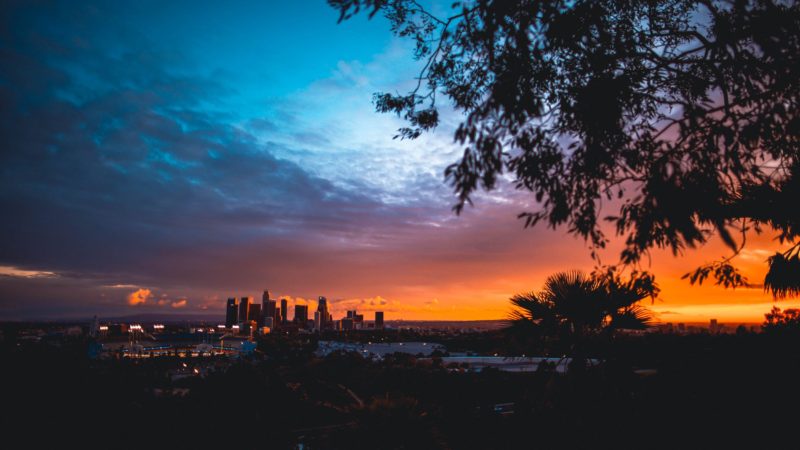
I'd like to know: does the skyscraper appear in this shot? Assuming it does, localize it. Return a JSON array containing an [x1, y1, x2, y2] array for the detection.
[[262, 289, 270, 311], [249, 303, 262, 327], [264, 299, 277, 325], [294, 304, 308, 324], [375, 311, 384, 329], [281, 298, 288, 324], [262, 290, 274, 325], [239, 297, 251, 325], [317, 296, 329, 329], [226, 298, 238, 327]]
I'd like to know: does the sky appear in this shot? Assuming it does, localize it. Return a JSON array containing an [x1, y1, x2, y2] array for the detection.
[[0, 0, 796, 323]]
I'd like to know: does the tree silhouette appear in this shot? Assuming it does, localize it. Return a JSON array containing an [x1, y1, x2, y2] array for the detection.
[[763, 305, 800, 334], [331, 0, 800, 296], [508, 270, 652, 343]]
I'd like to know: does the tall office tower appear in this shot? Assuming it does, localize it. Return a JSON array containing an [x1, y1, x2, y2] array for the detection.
[[314, 311, 322, 331], [226, 298, 239, 327], [294, 304, 308, 324], [347, 310, 356, 319], [264, 299, 277, 324], [375, 311, 384, 329], [261, 289, 276, 317], [275, 309, 282, 325], [238, 297, 251, 324], [280, 298, 288, 324], [261, 289, 270, 317], [317, 296, 329, 329], [249, 304, 262, 327]]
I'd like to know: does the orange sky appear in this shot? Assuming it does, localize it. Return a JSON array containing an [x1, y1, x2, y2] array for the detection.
[[258, 208, 797, 325]]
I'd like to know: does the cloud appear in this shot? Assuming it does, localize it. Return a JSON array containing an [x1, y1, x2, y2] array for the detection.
[[171, 299, 187, 308], [0, 16, 407, 290], [738, 248, 774, 262], [0, 266, 57, 279], [128, 289, 187, 308], [127, 288, 153, 306]]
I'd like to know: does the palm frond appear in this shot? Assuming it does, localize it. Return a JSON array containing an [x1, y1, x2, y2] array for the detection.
[[609, 304, 654, 330]]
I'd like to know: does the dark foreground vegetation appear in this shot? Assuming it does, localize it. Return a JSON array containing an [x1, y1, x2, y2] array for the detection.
[[3, 325, 800, 449]]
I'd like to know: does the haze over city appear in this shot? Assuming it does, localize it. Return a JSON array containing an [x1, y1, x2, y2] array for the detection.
[[1, 0, 795, 323]]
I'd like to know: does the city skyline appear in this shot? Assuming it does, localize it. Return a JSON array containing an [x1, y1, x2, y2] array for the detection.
[[1, 0, 797, 323], [221, 291, 384, 334]]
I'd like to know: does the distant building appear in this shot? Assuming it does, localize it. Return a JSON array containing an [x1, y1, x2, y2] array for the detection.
[[375, 311, 384, 329], [238, 297, 251, 325], [710, 318, 719, 334], [314, 311, 322, 331], [264, 299, 277, 326], [295, 304, 309, 324], [318, 296, 329, 329], [342, 317, 354, 330], [262, 290, 271, 318], [347, 310, 356, 319], [226, 298, 238, 327], [281, 298, 288, 324], [249, 304, 262, 327]]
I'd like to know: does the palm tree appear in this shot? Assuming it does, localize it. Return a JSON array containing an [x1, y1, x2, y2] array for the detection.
[[508, 270, 653, 346]]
